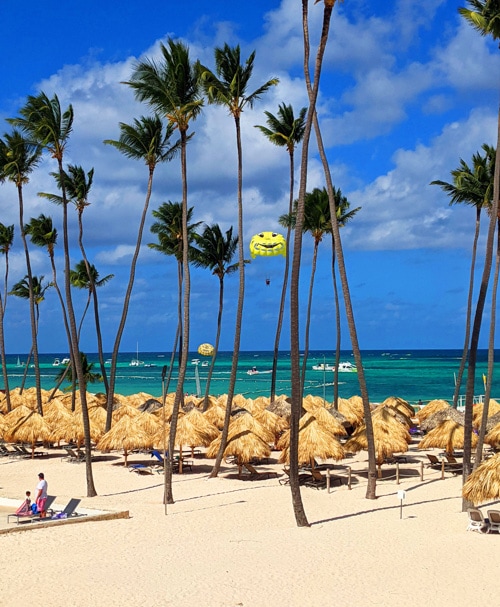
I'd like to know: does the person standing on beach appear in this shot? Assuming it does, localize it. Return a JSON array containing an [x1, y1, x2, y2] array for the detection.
[[35, 473, 48, 517]]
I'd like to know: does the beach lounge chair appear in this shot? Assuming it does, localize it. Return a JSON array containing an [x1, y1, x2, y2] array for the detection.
[[7, 495, 56, 525], [304, 468, 327, 490], [425, 454, 442, 468], [129, 464, 155, 475], [242, 462, 277, 480], [467, 508, 490, 533], [62, 448, 85, 463], [17, 444, 48, 458], [51, 498, 82, 519], [278, 467, 314, 486], [486, 510, 500, 533]]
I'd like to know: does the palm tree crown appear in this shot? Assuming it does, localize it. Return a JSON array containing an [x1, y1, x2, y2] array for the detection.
[[459, 0, 500, 41], [255, 103, 307, 154]]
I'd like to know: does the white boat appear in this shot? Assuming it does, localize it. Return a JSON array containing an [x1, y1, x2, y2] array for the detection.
[[129, 343, 144, 367], [337, 361, 357, 373], [191, 359, 200, 366], [52, 358, 60, 366], [247, 367, 259, 375], [312, 363, 334, 371]]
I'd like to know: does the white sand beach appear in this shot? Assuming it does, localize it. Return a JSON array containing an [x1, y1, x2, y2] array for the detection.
[[1, 443, 498, 607]]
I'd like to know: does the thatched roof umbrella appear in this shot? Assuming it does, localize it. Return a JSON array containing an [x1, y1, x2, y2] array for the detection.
[[344, 407, 410, 476], [473, 399, 500, 429], [97, 413, 157, 465], [372, 404, 412, 429], [203, 402, 226, 430], [380, 396, 415, 418], [44, 400, 74, 445], [486, 412, 500, 433], [266, 398, 291, 421], [154, 408, 219, 471], [112, 402, 141, 421], [253, 408, 289, 436], [0, 413, 9, 439], [206, 412, 273, 477], [415, 399, 451, 423], [138, 398, 162, 413], [420, 408, 465, 433], [5, 411, 52, 457], [3, 404, 34, 425], [306, 406, 347, 437], [56, 410, 102, 447], [338, 396, 364, 426], [462, 453, 500, 505], [485, 423, 500, 449], [418, 418, 477, 455], [277, 412, 345, 468]]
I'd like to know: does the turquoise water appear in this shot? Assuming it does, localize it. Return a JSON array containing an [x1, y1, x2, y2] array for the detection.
[[3, 349, 497, 406]]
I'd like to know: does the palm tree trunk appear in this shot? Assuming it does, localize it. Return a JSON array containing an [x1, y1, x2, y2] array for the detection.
[[331, 246, 341, 409], [462, 108, 500, 510], [19, 348, 33, 394], [166, 130, 191, 503], [57, 158, 97, 498], [270, 149, 295, 401], [17, 184, 43, 415], [203, 277, 224, 410], [300, 241, 319, 393], [210, 116, 245, 478], [105, 167, 156, 433], [0, 295, 11, 411], [452, 207, 481, 407]]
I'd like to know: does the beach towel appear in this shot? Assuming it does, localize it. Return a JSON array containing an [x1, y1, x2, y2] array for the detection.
[[15, 501, 30, 516]]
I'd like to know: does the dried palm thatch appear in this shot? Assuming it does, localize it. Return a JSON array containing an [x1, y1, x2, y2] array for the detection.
[[3, 405, 33, 425], [266, 398, 291, 420], [472, 400, 500, 428], [486, 412, 500, 433], [344, 408, 409, 473], [278, 412, 345, 466], [4, 411, 52, 457], [306, 405, 347, 436], [418, 418, 477, 455], [338, 396, 364, 426], [415, 399, 451, 422], [485, 423, 500, 448], [203, 403, 226, 430], [206, 412, 273, 474], [138, 398, 162, 413], [462, 453, 500, 505], [112, 402, 141, 421], [253, 408, 289, 435], [97, 414, 157, 465], [380, 396, 415, 418], [420, 408, 465, 432], [0, 413, 8, 438], [372, 404, 412, 428]]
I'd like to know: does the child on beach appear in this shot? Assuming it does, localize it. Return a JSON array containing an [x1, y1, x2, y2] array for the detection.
[[15, 491, 31, 516]]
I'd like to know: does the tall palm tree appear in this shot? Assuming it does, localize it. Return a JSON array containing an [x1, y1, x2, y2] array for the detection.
[[458, 1, 500, 504], [9, 275, 51, 394], [37, 164, 110, 392], [126, 39, 203, 504], [255, 103, 306, 401], [191, 223, 240, 409], [8, 92, 98, 496], [104, 115, 179, 436], [280, 187, 359, 394], [197, 44, 278, 478], [0, 129, 43, 413], [0, 222, 14, 410], [149, 201, 201, 393], [431, 144, 495, 408]]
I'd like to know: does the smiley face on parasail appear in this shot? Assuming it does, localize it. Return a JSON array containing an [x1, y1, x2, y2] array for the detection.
[[249, 232, 286, 259]]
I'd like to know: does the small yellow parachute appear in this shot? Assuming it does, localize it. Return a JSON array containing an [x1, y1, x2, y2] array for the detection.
[[249, 232, 286, 259], [198, 343, 215, 356]]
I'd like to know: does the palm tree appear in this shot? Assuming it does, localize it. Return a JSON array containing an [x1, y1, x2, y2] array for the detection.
[[280, 187, 359, 394], [149, 201, 201, 393], [191, 223, 240, 409], [197, 44, 278, 478], [255, 103, 306, 401], [126, 39, 203, 504], [56, 352, 103, 392], [0, 222, 14, 410], [8, 92, 98, 496], [9, 275, 51, 395], [104, 115, 179, 436], [459, 0, 500, 39], [37, 164, 110, 389], [431, 144, 495, 408], [458, 1, 500, 504], [0, 129, 43, 413]]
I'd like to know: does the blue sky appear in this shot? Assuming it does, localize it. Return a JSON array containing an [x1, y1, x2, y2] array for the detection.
[[0, 0, 498, 354]]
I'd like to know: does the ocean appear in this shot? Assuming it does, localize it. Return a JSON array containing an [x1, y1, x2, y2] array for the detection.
[[4, 349, 497, 406]]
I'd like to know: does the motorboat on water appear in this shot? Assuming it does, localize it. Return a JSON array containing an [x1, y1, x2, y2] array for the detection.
[[247, 367, 259, 375], [312, 363, 334, 371], [129, 342, 144, 367], [191, 359, 200, 366], [53, 357, 70, 366], [337, 361, 357, 373]]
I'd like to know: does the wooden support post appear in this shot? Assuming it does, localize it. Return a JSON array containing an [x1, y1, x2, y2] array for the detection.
[[420, 461, 424, 481], [396, 462, 400, 485], [326, 468, 331, 493], [347, 466, 351, 490]]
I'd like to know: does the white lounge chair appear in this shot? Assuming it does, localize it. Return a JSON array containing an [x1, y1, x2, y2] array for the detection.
[[467, 507, 490, 533], [486, 510, 500, 533]]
